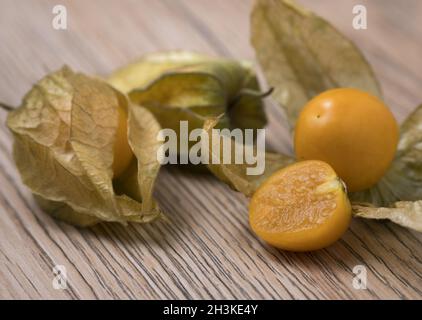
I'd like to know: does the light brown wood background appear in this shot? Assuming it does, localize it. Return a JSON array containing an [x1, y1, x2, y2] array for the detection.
[[0, 0, 421, 299]]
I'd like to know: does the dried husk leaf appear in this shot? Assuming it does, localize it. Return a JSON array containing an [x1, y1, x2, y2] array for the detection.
[[203, 117, 293, 196], [34, 195, 99, 227], [251, 0, 381, 128], [7, 66, 162, 226], [108, 51, 212, 93], [127, 103, 162, 214], [352, 202, 422, 232], [108, 51, 267, 135], [350, 105, 422, 231], [351, 104, 422, 206]]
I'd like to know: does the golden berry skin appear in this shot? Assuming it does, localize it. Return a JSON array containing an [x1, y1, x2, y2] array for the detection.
[[294, 88, 399, 192], [112, 105, 133, 178]]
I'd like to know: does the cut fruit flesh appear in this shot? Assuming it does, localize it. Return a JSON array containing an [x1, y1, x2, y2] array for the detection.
[[249, 160, 351, 251]]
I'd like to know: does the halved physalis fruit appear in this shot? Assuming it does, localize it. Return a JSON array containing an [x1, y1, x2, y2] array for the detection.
[[249, 160, 351, 251]]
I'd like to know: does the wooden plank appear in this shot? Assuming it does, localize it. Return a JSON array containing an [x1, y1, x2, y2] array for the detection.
[[0, 0, 421, 299]]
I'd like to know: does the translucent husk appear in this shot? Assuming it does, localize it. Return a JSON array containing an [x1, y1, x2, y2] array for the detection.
[[7, 66, 162, 226], [108, 51, 268, 137]]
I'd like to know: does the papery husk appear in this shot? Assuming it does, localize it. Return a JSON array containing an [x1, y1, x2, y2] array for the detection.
[[350, 105, 422, 231], [352, 202, 422, 232], [351, 105, 422, 206], [108, 51, 211, 93], [108, 51, 267, 135], [251, 0, 381, 128], [7, 66, 162, 226], [202, 117, 293, 197]]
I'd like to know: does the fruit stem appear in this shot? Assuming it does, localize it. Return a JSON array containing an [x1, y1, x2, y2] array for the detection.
[[236, 87, 274, 99], [0, 102, 14, 112]]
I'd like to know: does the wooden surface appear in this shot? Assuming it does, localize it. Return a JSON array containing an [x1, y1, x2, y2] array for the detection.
[[0, 0, 421, 299]]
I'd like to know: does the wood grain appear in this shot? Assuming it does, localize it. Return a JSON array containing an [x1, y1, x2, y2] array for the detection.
[[0, 0, 421, 299]]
